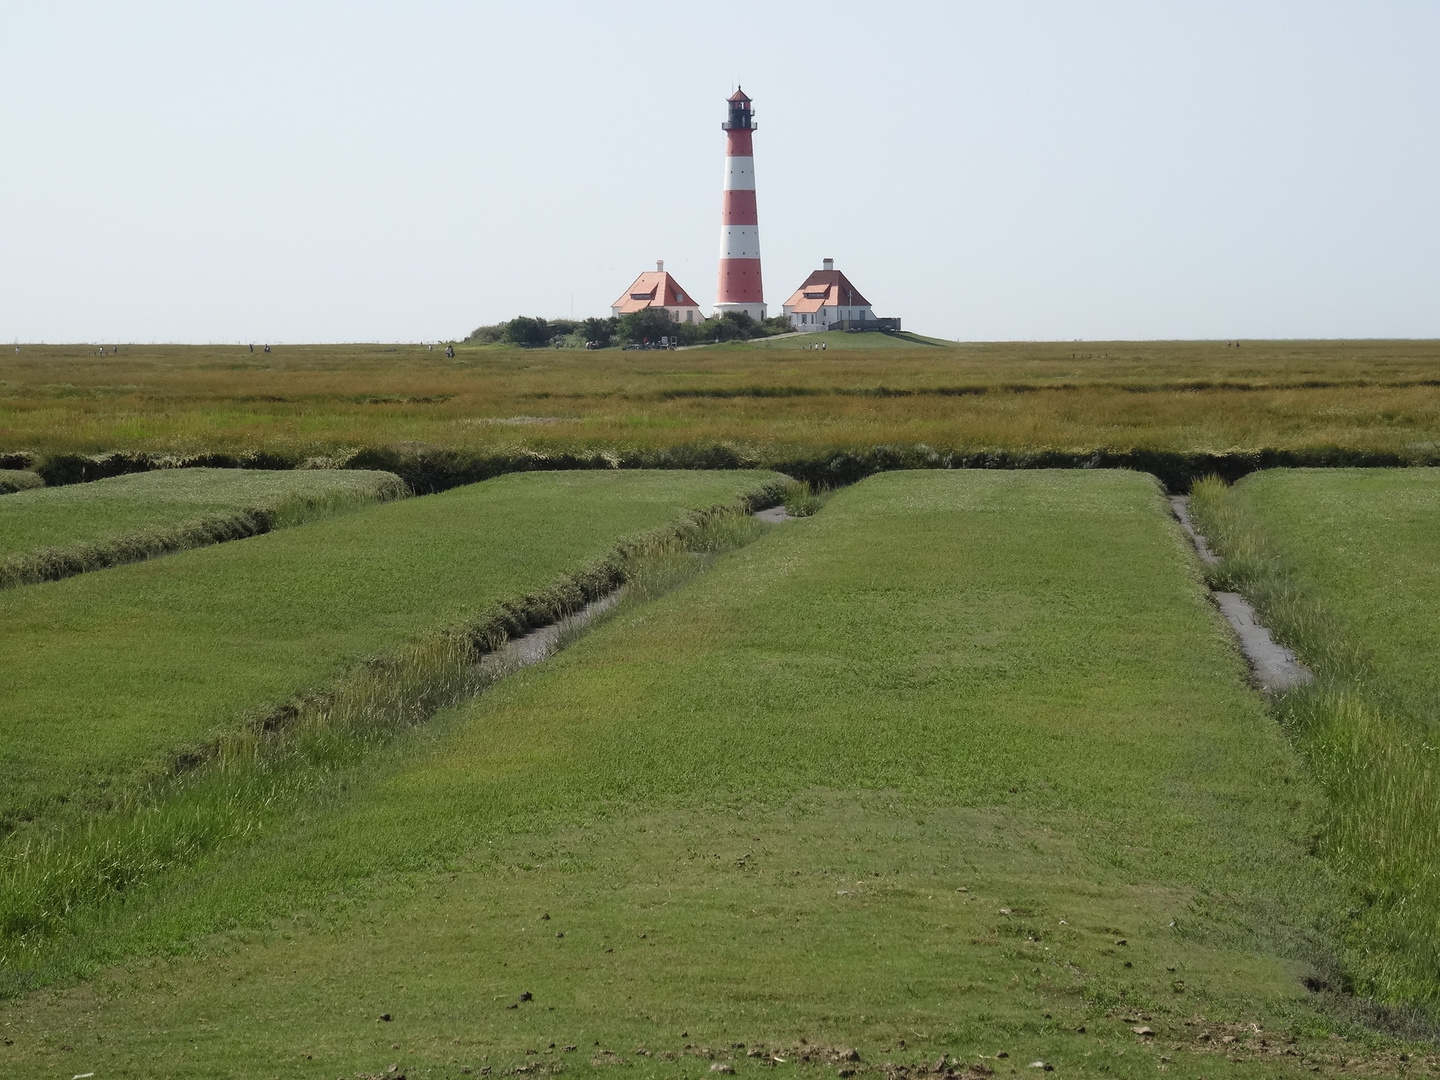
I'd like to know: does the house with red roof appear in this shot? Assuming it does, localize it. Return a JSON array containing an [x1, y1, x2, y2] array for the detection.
[[611, 261, 705, 325], [781, 259, 899, 332]]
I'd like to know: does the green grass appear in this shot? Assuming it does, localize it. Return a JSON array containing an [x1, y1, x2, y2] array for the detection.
[[2, 470, 1402, 1078], [0, 469, 779, 838], [1190, 468, 1440, 1009], [0, 469, 43, 495], [0, 466, 407, 588], [781, 478, 824, 517]]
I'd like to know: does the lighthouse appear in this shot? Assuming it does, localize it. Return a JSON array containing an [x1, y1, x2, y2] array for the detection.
[[715, 88, 766, 320]]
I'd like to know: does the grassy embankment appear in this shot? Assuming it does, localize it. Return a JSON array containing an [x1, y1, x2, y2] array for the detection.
[[0, 470, 780, 957], [3, 341, 1440, 487], [1190, 469, 1440, 1012], [0, 469, 43, 494], [3, 471, 1410, 1078], [0, 467, 405, 588]]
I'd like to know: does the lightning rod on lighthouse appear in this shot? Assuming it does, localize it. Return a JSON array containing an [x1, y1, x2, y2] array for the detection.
[[714, 88, 766, 320]]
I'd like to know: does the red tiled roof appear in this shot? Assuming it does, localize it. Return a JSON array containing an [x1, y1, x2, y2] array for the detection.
[[611, 271, 702, 315], [781, 269, 871, 314]]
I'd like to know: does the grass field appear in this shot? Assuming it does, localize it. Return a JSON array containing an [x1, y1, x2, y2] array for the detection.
[[0, 466, 406, 588], [4, 340, 1440, 465], [3, 470, 1408, 1079], [0, 470, 777, 839], [1190, 469, 1440, 1009], [756, 330, 952, 350]]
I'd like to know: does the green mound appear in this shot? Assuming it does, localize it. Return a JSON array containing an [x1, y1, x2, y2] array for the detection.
[[0, 469, 44, 495], [759, 329, 946, 350], [0, 467, 407, 588]]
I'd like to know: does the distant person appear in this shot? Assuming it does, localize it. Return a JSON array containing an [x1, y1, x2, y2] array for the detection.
[[263, 344, 271, 353], [445, 344, 455, 358], [249, 343, 254, 353]]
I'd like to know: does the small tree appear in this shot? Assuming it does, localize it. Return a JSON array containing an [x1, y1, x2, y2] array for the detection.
[[712, 311, 758, 341], [465, 323, 505, 344], [616, 308, 677, 345], [580, 316, 617, 348], [502, 316, 550, 347]]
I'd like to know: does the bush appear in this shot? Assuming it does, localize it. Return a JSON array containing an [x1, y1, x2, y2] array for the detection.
[[580, 317, 618, 348], [465, 323, 506, 344], [502, 316, 551, 348], [468, 311, 787, 350], [0, 470, 44, 495], [469, 318, 585, 348], [782, 480, 823, 517], [616, 308, 684, 346]]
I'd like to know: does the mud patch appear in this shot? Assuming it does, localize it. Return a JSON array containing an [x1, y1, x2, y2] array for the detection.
[[482, 590, 623, 671]]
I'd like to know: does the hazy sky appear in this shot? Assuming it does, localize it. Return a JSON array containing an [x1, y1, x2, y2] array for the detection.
[[3, 2, 1436, 342]]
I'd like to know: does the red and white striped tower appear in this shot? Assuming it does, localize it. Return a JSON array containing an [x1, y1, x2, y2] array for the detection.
[[715, 88, 766, 320]]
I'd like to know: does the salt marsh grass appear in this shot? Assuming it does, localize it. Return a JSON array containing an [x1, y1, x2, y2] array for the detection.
[[0, 467, 406, 588], [1, 470, 1377, 1077], [0, 496, 773, 979], [782, 478, 824, 516], [1191, 469, 1440, 1008], [0, 470, 779, 835], [4, 339, 1440, 465], [0, 470, 43, 494]]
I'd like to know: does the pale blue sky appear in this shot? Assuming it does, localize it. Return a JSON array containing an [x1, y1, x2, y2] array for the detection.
[[2, 1, 1436, 342]]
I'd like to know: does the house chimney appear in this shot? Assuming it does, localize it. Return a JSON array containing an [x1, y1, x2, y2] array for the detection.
[[823, 258, 834, 271], [657, 259, 665, 272]]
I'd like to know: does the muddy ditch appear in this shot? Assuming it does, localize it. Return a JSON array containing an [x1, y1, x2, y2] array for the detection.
[[1170, 495, 1312, 694], [481, 497, 793, 669], [16, 443, 1428, 495]]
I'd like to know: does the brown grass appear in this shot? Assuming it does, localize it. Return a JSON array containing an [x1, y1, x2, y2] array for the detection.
[[3, 338, 1440, 459]]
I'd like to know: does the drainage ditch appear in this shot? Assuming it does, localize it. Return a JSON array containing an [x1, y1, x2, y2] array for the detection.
[[1170, 495, 1312, 694]]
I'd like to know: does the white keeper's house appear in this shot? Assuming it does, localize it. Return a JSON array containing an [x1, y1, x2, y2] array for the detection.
[[781, 259, 900, 332], [611, 261, 705, 324]]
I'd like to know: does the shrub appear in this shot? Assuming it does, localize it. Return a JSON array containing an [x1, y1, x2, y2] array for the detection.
[[0, 470, 44, 495], [465, 323, 506, 344], [502, 316, 551, 348], [782, 479, 823, 517]]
